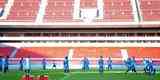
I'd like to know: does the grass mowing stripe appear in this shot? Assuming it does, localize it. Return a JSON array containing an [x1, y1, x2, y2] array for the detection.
[[60, 74, 71, 80], [0, 70, 160, 80]]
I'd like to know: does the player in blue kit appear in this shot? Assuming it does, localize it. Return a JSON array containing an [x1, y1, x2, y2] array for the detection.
[[4, 56, 9, 73], [107, 57, 112, 70], [143, 58, 149, 73], [125, 57, 136, 73], [19, 57, 24, 71], [125, 58, 131, 73], [0, 56, 2, 72], [42, 58, 47, 70], [63, 56, 69, 73], [98, 56, 104, 74], [147, 59, 156, 75], [131, 57, 136, 73], [81, 57, 90, 71]]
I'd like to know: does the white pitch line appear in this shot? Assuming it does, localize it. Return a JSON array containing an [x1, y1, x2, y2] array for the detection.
[[70, 71, 160, 74]]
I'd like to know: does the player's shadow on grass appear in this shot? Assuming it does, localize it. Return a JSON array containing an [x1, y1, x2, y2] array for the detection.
[[148, 75, 155, 80]]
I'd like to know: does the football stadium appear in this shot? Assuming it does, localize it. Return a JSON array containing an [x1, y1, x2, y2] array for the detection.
[[0, 0, 160, 80]]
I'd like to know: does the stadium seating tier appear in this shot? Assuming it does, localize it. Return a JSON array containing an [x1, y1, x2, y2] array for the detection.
[[44, 0, 74, 22], [128, 47, 160, 58], [80, 0, 97, 8], [0, 0, 159, 22], [0, 47, 14, 56], [8, 47, 160, 59], [103, 0, 134, 21], [7, 0, 40, 21], [0, 0, 5, 8], [15, 47, 68, 58], [139, 0, 160, 21]]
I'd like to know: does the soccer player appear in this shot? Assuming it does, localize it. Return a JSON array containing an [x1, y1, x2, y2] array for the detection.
[[125, 57, 136, 73], [98, 56, 104, 74], [147, 59, 156, 75], [4, 56, 9, 73], [42, 58, 47, 70], [63, 56, 69, 73], [24, 56, 31, 74], [107, 57, 112, 70], [0, 56, 2, 72], [143, 58, 149, 73], [19, 57, 24, 71], [52, 62, 56, 70], [125, 58, 131, 73], [81, 57, 90, 71], [131, 57, 136, 73]]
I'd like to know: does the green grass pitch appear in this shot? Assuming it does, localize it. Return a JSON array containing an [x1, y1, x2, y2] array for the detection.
[[0, 70, 160, 80]]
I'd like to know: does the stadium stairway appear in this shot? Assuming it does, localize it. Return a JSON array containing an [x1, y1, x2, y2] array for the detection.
[[0, 0, 14, 19], [35, 0, 48, 23], [130, 0, 140, 22], [73, 0, 80, 19], [9, 47, 20, 58], [97, 0, 104, 19]]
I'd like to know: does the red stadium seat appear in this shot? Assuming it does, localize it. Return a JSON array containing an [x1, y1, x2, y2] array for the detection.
[[73, 47, 122, 58], [15, 47, 68, 58], [128, 47, 160, 58], [7, 0, 40, 21], [0, 0, 5, 8], [80, 0, 97, 8], [73, 47, 102, 58], [72, 47, 123, 65], [0, 47, 14, 57], [44, 0, 74, 22], [139, 0, 160, 21], [103, 0, 134, 21]]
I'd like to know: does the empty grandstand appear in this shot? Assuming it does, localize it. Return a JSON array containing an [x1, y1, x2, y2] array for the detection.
[[0, 0, 160, 80], [0, 0, 159, 27]]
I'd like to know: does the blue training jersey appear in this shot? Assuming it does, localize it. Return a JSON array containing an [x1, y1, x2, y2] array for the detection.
[[143, 60, 149, 67], [64, 59, 69, 68], [42, 59, 47, 65], [81, 58, 90, 69], [131, 59, 136, 67], [126, 59, 132, 68], [148, 62, 154, 71], [98, 59, 104, 67], [108, 59, 112, 65], [0, 58, 2, 66]]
